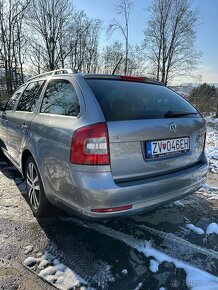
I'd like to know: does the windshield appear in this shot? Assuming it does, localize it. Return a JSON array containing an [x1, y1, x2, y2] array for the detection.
[[86, 79, 199, 121]]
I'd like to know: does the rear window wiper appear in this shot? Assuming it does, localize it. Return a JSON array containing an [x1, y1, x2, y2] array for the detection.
[[164, 110, 198, 118]]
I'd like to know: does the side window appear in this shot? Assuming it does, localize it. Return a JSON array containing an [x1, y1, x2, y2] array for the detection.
[[5, 86, 24, 111], [16, 81, 45, 112], [40, 79, 80, 117]]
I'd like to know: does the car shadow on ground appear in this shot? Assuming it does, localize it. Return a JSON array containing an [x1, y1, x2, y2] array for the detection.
[[0, 151, 23, 180]]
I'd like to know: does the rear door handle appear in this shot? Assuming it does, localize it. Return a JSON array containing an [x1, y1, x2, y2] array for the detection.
[[21, 124, 28, 131], [3, 119, 8, 126]]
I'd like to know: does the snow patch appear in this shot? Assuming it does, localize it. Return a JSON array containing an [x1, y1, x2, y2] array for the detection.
[[38, 259, 49, 270], [200, 184, 218, 201], [199, 186, 218, 202], [174, 200, 185, 207], [23, 251, 90, 290], [186, 224, 205, 235], [39, 266, 57, 277], [206, 223, 218, 235], [206, 117, 218, 124], [24, 245, 33, 254], [23, 256, 38, 267], [202, 183, 218, 192], [121, 269, 128, 275], [134, 282, 143, 290], [206, 124, 218, 173], [149, 259, 160, 273], [137, 243, 218, 290]]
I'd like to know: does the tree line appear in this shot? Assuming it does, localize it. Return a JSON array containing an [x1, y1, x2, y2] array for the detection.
[[0, 0, 201, 100], [189, 83, 218, 117]]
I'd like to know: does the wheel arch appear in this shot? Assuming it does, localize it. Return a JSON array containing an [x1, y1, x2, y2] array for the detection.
[[21, 148, 51, 203], [21, 149, 34, 177], [22, 149, 53, 217]]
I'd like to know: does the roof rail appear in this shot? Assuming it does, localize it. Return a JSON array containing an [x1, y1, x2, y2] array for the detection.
[[27, 68, 77, 82]]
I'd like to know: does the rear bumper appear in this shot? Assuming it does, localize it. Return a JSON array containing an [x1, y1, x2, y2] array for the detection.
[[58, 158, 208, 219]]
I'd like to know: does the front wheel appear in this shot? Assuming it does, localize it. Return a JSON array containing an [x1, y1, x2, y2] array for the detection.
[[25, 156, 52, 217]]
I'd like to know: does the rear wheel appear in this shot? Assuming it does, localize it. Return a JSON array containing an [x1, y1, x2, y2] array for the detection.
[[25, 156, 52, 217]]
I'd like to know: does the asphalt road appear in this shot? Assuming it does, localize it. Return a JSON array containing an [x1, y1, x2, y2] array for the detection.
[[0, 151, 217, 290]]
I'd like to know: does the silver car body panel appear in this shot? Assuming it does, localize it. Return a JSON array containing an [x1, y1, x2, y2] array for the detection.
[[107, 118, 205, 181]]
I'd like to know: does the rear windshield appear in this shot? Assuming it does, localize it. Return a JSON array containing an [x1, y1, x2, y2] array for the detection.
[[86, 79, 198, 121]]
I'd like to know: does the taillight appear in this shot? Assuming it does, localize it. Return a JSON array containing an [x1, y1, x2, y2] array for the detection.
[[70, 123, 110, 165]]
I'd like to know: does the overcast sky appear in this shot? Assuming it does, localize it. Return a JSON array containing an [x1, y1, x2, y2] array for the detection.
[[73, 0, 218, 84]]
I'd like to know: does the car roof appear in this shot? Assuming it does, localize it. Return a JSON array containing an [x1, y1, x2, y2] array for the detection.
[[26, 69, 164, 86]]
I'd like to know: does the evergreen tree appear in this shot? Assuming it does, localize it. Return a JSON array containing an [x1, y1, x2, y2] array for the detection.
[[189, 83, 217, 116]]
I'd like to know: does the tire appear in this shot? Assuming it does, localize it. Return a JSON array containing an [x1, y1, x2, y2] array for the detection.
[[25, 156, 52, 218]]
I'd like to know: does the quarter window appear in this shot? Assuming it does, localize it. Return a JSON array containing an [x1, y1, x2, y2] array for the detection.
[[16, 81, 45, 112], [40, 79, 80, 116], [5, 86, 25, 111]]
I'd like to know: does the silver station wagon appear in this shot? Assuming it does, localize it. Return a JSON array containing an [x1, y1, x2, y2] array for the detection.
[[0, 69, 208, 219]]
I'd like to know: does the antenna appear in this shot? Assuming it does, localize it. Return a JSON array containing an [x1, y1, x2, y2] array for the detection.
[[112, 57, 123, 75]]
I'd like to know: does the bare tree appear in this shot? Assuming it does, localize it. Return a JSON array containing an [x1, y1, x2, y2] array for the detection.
[[127, 45, 147, 76], [68, 11, 101, 73], [108, 0, 134, 75], [0, 0, 29, 98], [84, 19, 101, 73], [27, 3, 101, 74], [100, 41, 147, 76], [101, 41, 124, 74], [144, 0, 201, 85], [27, 0, 73, 71]]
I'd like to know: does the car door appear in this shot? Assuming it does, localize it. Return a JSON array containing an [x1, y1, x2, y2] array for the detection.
[[0, 86, 25, 155], [29, 77, 84, 202], [6, 80, 45, 166]]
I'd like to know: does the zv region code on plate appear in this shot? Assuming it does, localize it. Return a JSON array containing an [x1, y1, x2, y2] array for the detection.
[[146, 137, 189, 159]]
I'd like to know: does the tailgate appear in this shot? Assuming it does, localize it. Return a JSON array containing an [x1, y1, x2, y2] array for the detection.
[[108, 118, 205, 181], [84, 77, 206, 181]]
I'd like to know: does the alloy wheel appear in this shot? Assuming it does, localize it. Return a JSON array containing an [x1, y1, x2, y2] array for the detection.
[[26, 162, 40, 210]]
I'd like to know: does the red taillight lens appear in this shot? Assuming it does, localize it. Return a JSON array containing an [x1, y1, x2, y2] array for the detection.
[[70, 123, 110, 165], [91, 205, 132, 213]]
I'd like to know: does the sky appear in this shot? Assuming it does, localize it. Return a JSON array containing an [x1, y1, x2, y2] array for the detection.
[[72, 0, 218, 85]]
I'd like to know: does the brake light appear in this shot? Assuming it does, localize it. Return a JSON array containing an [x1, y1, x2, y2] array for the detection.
[[70, 123, 110, 165], [120, 75, 145, 82]]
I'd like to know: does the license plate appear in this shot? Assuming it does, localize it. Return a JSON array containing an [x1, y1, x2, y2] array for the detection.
[[146, 137, 190, 159]]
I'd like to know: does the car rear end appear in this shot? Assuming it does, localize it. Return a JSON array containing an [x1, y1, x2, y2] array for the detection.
[[68, 74, 208, 219]]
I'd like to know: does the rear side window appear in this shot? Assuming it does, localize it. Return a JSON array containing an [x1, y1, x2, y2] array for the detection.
[[86, 79, 198, 121], [16, 81, 45, 112], [5, 86, 25, 111], [40, 79, 80, 116]]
